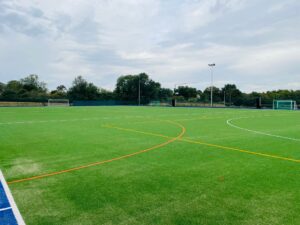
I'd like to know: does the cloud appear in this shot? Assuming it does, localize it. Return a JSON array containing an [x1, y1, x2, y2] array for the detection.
[[267, 0, 297, 13], [0, 0, 299, 93], [180, 0, 246, 32], [231, 41, 300, 74]]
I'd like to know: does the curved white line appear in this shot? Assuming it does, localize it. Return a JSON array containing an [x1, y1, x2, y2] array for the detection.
[[227, 117, 300, 142]]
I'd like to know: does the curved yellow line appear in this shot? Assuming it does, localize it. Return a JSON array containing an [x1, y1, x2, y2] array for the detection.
[[8, 120, 186, 185]]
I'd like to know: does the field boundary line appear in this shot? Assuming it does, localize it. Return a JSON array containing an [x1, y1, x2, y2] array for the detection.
[[105, 124, 300, 163], [0, 112, 255, 126], [227, 117, 300, 142], [0, 117, 103, 125], [7, 121, 186, 185]]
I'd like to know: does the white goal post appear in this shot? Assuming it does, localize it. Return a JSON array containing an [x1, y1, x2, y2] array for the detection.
[[48, 99, 70, 107], [273, 100, 297, 110]]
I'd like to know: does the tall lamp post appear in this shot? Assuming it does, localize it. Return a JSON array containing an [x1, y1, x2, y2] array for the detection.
[[208, 63, 216, 107], [138, 74, 141, 106], [224, 89, 226, 106]]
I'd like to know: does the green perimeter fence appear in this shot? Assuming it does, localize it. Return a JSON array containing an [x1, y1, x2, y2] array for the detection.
[[0, 98, 298, 109], [72, 100, 136, 106]]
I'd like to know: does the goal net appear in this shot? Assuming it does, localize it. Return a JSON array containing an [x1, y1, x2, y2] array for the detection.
[[273, 100, 297, 110], [48, 99, 70, 107]]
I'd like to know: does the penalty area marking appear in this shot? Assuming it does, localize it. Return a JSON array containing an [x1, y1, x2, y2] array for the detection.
[[7, 120, 186, 185], [227, 117, 300, 142]]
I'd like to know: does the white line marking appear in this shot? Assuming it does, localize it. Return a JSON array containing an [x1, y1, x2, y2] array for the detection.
[[0, 111, 232, 126], [0, 170, 26, 225], [0, 207, 12, 212], [227, 117, 300, 142]]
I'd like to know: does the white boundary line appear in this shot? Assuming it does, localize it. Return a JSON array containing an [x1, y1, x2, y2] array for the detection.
[[227, 117, 300, 142], [0, 170, 26, 225], [0, 111, 254, 126], [0, 207, 12, 212]]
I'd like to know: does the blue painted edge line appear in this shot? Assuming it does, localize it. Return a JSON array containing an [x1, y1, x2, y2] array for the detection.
[[0, 208, 19, 225], [0, 170, 26, 225]]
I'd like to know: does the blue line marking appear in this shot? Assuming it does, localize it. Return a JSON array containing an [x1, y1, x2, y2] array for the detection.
[[0, 208, 18, 225], [0, 181, 10, 209]]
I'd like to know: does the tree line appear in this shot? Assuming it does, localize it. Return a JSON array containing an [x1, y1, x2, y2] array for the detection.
[[0, 74, 299, 107]]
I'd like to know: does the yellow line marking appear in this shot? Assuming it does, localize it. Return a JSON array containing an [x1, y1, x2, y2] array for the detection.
[[175, 116, 225, 122], [8, 121, 186, 185], [182, 138, 300, 163], [102, 124, 171, 139], [105, 124, 300, 163], [116, 116, 228, 125]]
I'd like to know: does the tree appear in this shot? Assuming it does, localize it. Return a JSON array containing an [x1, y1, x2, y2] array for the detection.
[[6, 80, 23, 91], [17, 74, 48, 99], [1, 80, 23, 99], [0, 82, 6, 96], [20, 74, 47, 92], [0, 73, 299, 107], [114, 73, 161, 104], [159, 88, 173, 100], [98, 88, 115, 100], [221, 84, 242, 106], [68, 76, 99, 100], [50, 85, 67, 98], [175, 86, 198, 100], [56, 85, 67, 93], [0, 76, 48, 100], [203, 86, 222, 102]]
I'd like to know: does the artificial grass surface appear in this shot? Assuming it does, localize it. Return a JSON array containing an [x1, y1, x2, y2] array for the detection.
[[0, 106, 300, 225]]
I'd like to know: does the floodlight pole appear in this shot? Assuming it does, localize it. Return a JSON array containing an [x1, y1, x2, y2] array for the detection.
[[208, 63, 215, 107], [138, 74, 141, 106], [224, 90, 226, 106]]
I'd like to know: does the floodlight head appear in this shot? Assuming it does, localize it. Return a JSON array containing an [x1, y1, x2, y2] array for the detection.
[[208, 63, 216, 67]]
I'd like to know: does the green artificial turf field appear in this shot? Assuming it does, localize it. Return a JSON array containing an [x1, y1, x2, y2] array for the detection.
[[0, 106, 300, 225]]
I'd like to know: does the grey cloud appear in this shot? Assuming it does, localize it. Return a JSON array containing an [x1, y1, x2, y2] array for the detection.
[[0, 12, 28, 29], [29, 7, 44, 18], [0, 0, 299, 92], [70, 17, 100, 43], [0, 10, 46, 36]]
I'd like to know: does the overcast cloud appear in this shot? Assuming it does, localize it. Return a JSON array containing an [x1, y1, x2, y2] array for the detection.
[[0, 0, 299, 92]]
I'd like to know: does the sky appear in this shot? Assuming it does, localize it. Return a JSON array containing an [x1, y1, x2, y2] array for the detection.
[[0, 0, 299, 93]]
